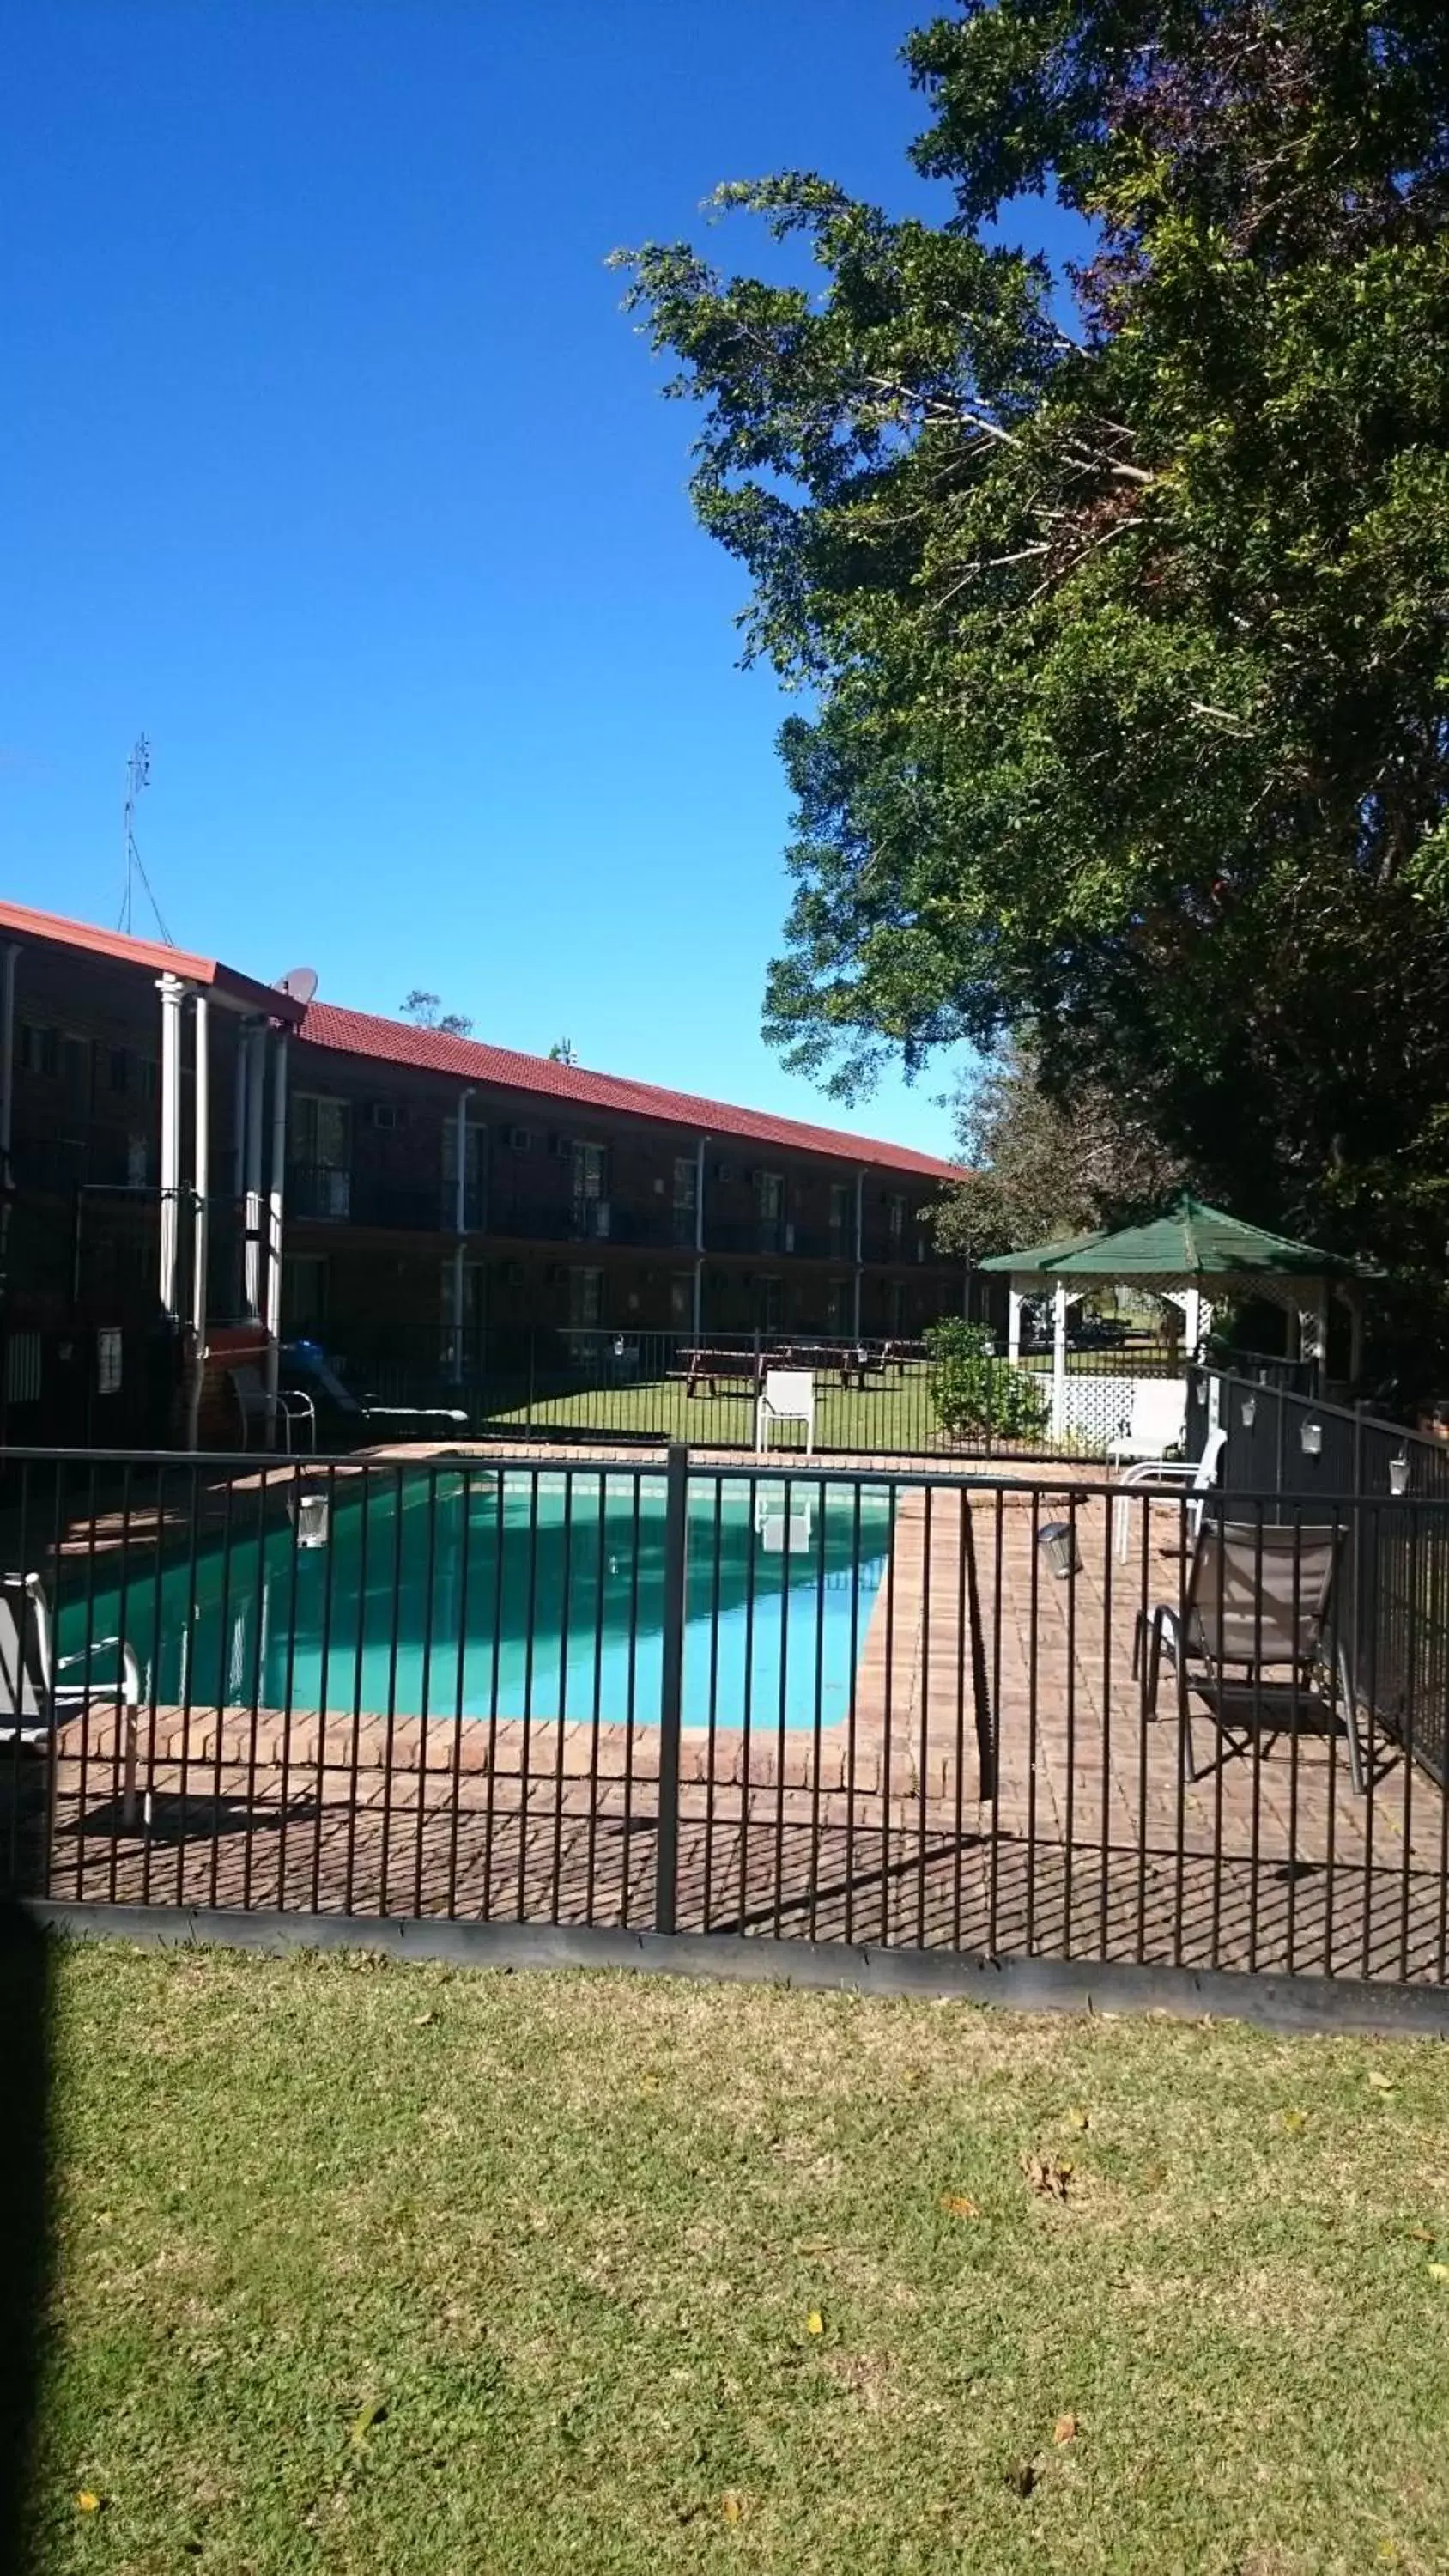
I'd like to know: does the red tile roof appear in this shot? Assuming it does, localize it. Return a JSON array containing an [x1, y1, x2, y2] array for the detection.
[[0, 898, 306, 1021], [298, 999, 965, 1182]]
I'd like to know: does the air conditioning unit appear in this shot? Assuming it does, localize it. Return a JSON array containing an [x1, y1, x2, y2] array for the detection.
[[712, 1159, 733, 1183], [546, 1264, 567, 1286], [368, 1101, 405, 1132], [506, 1127, 531, 1153], [547, 1132, 572, 1157]]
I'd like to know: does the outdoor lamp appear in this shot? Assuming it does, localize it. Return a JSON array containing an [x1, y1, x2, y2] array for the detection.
[[1389, 1455, 1410, 1497], [1300, 1421, 1323, 1457], [291, 1486, 331, 1550], [1038, 1521, 1081, 1579], [1240, 1394, 1257, 1428]]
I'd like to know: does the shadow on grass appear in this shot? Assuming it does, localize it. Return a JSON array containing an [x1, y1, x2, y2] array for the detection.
[[0, 1900, 51, 2574]]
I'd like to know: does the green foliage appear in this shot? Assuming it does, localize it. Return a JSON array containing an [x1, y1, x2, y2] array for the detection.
[[936, 1033, 1186, 1257], [924, 1315, 1051, 1438], [619, 2, 1449, 1367]]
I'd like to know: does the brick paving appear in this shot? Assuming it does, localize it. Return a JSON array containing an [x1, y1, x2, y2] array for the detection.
[[7, 1459, 1446, 1985]]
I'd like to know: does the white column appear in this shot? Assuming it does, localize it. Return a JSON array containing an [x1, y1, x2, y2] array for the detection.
[[1007, 1285, 1022, 1364], [244, 1021, 265, 1318], [1300, 1285, 1329, 1389], [1183, 1286, 1202, 1361], [156, 974, 185, 1320], [852, 1170, 865, 1340], [264, 1030, 288, 1411], [1052, 1278, 1068, 1433], [185, 993, 210, 1449]]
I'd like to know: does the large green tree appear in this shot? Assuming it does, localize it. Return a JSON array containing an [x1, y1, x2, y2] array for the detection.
[[620, 0, 1449, 1360]]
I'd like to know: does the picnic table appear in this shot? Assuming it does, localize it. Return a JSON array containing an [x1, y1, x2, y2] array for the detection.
[[680, 1346, 766, 1398]]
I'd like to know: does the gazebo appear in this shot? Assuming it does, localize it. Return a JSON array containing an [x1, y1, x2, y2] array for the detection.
[[979, 1193, 1377, 1416]]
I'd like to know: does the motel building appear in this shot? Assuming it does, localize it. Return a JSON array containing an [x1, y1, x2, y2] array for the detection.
[[0, 901, 967, 1446]]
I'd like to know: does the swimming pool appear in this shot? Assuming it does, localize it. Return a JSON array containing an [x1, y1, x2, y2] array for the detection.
[[65, 1471, 894, 1735]]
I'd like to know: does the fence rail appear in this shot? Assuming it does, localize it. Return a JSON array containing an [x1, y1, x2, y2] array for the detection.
[[287, 1324, 1186, 1462], [3, 1443, 1446, 1992]]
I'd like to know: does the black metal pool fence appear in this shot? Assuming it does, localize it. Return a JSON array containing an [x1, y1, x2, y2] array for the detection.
[[3, 1437, 1446, 1999]]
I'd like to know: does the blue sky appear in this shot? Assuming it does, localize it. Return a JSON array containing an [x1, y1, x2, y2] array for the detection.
[[3, 2, 1071, 1157]]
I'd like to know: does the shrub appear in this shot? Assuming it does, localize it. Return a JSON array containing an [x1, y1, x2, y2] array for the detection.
[[924, 1319, 1051, 1443]]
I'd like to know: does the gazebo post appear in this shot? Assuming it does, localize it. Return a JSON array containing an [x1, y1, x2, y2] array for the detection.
[[1007, 1285, 1023, 1365], [1346, 1286, 1365, 1388], [1052, 1279, 1068, 1430]]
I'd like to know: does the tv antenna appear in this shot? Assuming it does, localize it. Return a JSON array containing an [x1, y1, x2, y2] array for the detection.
[[119, 735, 173, 945]]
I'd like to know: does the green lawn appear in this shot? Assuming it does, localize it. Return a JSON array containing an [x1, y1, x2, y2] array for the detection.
[[21, 1942, 1449, 2573], [480, 1371, 951, 1453]]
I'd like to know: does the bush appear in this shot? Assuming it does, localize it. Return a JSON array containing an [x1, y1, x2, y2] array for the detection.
[[924, 1319, 1051, 1443]]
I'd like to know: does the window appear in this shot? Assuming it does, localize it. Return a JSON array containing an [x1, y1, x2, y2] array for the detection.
[[18, 1024, 58, 1077], [673, 1155, 697, 1211], [829, 1182, 851, 1242], [109, 1048, 130, 1095], [292, 1094, 351, 1170], [137, 1057, 158, 1103], [888, 1192, 906, 1244], [755, 1170, 784, 1222], [60, 1033, 89, 1091], [670, 1273, 694, 1327], [126, 1134, 150, 1189], [826, 1279, 850, 1334], [440, 1258, 485, 1362], [569, 1267, 603, 1327], [573, 1140, 607, 1202], [888, 1281, 906, 1332], [756, 1274, 782, 1333], [282, 1255, 330, 1336]]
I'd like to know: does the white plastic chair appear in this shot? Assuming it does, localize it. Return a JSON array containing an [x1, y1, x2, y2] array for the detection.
[[1113, 1425, 1227, 1560], [755, 1369, 815, 1458], [0, 1571, 144, 1823], [1106, 1379, 1188, 1466]]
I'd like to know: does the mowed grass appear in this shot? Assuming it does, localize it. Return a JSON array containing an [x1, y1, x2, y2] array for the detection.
[[27, 1944, 1449, 2573], [478, 1370, 1075, 1456]]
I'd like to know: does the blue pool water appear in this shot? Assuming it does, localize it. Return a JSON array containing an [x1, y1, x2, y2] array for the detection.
[[65, 1472, 894, 1734]]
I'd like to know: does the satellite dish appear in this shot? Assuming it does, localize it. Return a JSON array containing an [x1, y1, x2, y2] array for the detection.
[[274, 966, 318, 1005]]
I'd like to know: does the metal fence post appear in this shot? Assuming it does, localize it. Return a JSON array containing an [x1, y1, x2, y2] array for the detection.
[[654, 1439, 689, 1935]]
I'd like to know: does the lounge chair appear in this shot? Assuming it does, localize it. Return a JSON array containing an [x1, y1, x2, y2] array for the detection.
[[285, 1346, 468, 1435], [1136, 1518, 1362, 1791], [228, 1364, 317, 1454], [755, 1368, 815, 1458], [0, 1571, 145, 1823], [1113, 1425, 1226, 1561]]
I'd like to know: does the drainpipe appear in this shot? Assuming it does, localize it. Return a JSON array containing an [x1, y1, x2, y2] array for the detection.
[[185, 992, 209, 1449], [264, 1030, 288, 1421], [693, 1133, 707, 1339], [450, 1085, 475, 1382], [244, 1018, 266, 1319], [0, 941, 19, 1314], [156, 974, 185, 1319], [852, 1169, 865, 1340]]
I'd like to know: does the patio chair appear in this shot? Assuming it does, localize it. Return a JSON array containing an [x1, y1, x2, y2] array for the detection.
[[285, 1345, 467, 1435], [1113, 1425, 1226, 1562], [0, 1571, 145, 1824], [1136, 1519, 1363, 1792], [755, 1368, 815, 1458], [1106, 1378, 1188, 1467], [228, 1364, 317, 1454]]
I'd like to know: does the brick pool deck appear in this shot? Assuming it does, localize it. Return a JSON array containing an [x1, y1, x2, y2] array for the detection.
[[9, 1450, 1448, 1983]]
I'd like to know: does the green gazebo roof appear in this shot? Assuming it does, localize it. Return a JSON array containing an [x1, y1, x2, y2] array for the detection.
[[978, 1194, 1375, 1283]]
